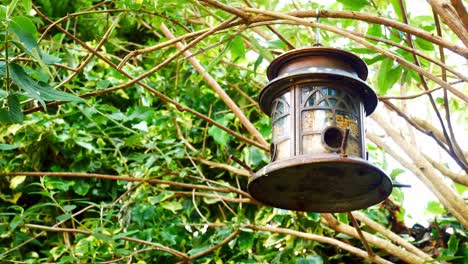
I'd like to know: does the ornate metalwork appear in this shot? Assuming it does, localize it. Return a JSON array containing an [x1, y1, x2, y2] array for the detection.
[[248, 47, 393, 213]]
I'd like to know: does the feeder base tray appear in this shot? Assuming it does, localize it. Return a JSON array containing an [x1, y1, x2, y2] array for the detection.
[[248, 154, 392, 212]]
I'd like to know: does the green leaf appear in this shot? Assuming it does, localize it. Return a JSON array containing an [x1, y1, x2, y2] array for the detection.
[[365, 54, 385, 65], [306, 212, 321, 222], [434, 256, 463, 261], [453, 182, 468, 196], [11, 16, 37, 37], [390, 168, 405, 179], [162, 201, 183, 213], [73, 181, 90, 196], [10, 16, 40, 58], [337, 0, 369, 10], [248, 37, 273, 62], [446, 235, 459, 256], [208, 114, 234, 146], [230, 35, 245, 59], [112, 230, 140, 240], [92, 232, 114, 242], [0, 5, 7, 21], [63, 205, 76, 212], [10, 214, 23, 230], [297, 256, 323, 264], [41, 52, 62, 64], [266, 39, 286, 49], [9, 63, 83, 108], [0, 109, 11, 123], [366, 24, 382, 44], [9, 175, 26, 189], [44, 177, 73, 191], [188, 245, 212, 256], [10, 16, 60, 67], [337, 213, 349, 225], [237, 232, 255, 251], [7, 93, 24, 123], [0, 61, 6, 75], [7, 0, 19, 17], [253, 55, 263, 73], [391, 0, 403, 21], [75, 140, 99, 153], [0, 143, 19, 150], [376, 58, 402, 95], [148, 190, 174, 204], [57, 213, 72, 222], [20, 0, 32, 13], [414, 37, 434, 51], [425, 200, 446, 215]]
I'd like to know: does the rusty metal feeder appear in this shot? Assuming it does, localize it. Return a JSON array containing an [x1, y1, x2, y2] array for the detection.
[[248, 47, 393, 212]]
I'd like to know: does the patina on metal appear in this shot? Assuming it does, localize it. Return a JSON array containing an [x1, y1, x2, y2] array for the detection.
[[248, 47, 393, 212]]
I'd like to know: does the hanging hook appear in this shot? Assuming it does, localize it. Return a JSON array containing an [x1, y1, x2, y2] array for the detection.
[[313, 8, 322, 46]]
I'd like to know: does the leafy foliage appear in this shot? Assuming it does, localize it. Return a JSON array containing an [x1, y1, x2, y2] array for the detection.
[[0, 0, 466, 263]]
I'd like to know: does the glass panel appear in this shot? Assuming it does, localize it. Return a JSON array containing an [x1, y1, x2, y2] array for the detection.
[[303, 134, 326, 155], [302, 110, 333, 132], [272, 101, 285, 120], [302, 87, 322, 107], [345, 138, 362, 157], [323, 87, 338, 96], [344, 95, 358, 114], [335, 110, 360, 138], [318, 100, 329, 107], [271, 92, 290, 121], [302, 86, 314, 104], [337, 102, 347, 109], [329, 98, 337, 106], [272, 115, 290, 140], [276, 140, 290, 161]]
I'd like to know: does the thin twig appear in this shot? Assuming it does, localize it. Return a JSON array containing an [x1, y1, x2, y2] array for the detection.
[[378, 80, 464, 100], [30, 6, 269, 152], [23, 224, 189, 260], [348, 212, 375, 258], [241, 8, 468, 103], [397, 0, 467, 171], [189, 229, 240, 259], [0, 172, 234, 193], [433, 9, 467, 172], [160, 22, 268, 147]]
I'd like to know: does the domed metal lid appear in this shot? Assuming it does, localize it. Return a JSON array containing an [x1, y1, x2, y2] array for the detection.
[[267, 47, 369, 81], [259, 47, 378, 116]]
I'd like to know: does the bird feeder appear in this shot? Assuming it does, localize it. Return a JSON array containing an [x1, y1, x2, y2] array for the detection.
[[248, 47, 393, 212]]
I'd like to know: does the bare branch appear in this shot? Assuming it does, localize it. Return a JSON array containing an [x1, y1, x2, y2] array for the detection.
[[427, 0, 468, 47], [321, 214, 427, 264], [23, 224, 189, 260], [160, 23, 268, 147], [371, 113, 468, 227]]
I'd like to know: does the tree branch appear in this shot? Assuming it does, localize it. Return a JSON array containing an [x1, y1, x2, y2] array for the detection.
[[367, 131, 466, 224], [242, 8, 468, 103], [23, 223, 189, 260], [427, 0, 468, 47], [352, 211, 434, 261], [0, 172, 234, 194], [371, 112, 468, 228], [321, 214, 426, 264], [160, 23, 268, 147]]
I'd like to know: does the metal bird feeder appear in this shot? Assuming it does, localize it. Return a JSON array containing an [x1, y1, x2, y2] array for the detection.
[[248, 47, 393, 212]]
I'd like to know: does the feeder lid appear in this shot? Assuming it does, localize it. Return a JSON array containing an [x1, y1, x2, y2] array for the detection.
[[248, 155, 393, 212], [259, 47, 378, 116], [267, 47, 368, 81]]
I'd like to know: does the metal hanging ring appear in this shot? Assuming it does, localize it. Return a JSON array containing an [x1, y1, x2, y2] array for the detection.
[[313, 8, 322, 47]]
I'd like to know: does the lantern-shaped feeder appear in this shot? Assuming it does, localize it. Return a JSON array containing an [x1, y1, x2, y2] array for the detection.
[[248, 47, 393, 212]]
